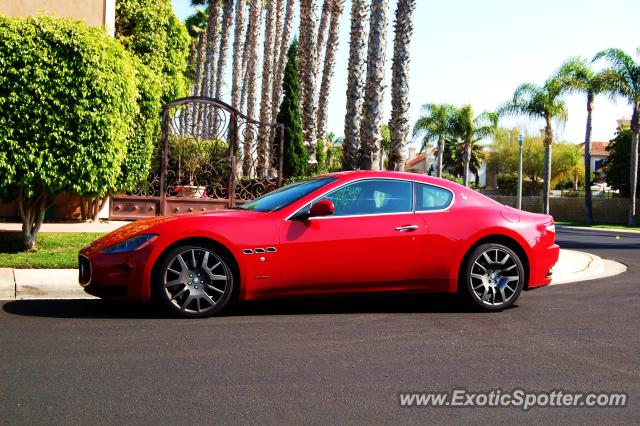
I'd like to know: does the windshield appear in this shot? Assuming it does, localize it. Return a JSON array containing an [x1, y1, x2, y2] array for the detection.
[[239, 177, 337, 212]]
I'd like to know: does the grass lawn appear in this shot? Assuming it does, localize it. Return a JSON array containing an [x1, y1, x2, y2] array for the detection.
[[0, 232, 105, 269], [555, 221, 640, 231]]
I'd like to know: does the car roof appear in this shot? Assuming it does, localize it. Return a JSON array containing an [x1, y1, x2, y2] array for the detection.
[[318, 170, 459, 189]]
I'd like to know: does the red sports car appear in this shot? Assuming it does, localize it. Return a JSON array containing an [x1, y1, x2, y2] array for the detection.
[[79, 171, 559, 317]]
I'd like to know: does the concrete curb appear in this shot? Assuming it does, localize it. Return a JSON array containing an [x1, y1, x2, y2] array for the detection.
[[550, 249, 626, 285], [0, 268, 95, 300], [0, 249, 627, 300]]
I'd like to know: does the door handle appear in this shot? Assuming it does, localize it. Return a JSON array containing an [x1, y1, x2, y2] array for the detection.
[[395, 225, 419, 232]]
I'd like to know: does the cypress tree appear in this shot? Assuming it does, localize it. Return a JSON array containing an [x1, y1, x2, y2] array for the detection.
[[273, 39, 307, 179]]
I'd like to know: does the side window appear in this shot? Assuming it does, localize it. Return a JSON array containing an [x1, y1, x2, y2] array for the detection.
[[319, 179, 412, 216], [415, 183, 453, 211]]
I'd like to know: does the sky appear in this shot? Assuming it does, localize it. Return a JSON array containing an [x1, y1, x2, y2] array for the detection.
[[171, 0, 640, 149]]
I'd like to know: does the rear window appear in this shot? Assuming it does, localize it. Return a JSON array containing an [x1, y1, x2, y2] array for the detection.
[[415, 183, 453, 211]]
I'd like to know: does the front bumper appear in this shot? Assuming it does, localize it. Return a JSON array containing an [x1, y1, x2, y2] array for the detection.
[[78, 247, 152, 302]]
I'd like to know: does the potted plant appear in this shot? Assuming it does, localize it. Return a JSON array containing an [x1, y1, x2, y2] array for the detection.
[[170, 136, 219, 198]]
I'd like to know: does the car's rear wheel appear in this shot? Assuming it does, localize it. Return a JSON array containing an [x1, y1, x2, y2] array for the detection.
[[153, 244, 234, 318], [460, 243, 524, 311]]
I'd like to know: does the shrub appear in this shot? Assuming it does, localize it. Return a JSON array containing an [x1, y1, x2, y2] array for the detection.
[[0, 17, 139, 249], [497, 172, 518, 195]]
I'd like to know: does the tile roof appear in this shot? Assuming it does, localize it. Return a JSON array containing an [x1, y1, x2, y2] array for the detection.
[[580, 141, 609, 156], [405, 153, 426, 167]]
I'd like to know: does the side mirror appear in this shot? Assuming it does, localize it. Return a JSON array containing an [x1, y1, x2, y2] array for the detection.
[[309, 199, 335, 218]]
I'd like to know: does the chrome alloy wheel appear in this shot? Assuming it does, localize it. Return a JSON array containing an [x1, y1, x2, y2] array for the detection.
[[163, 248, 230, 314], [469, 247, 521, 308]]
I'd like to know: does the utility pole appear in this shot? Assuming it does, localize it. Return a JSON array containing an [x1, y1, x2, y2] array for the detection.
[[517, 132, 524, 210]]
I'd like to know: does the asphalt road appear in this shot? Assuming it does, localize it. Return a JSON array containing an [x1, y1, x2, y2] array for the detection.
[[1, 228, 639, 425]]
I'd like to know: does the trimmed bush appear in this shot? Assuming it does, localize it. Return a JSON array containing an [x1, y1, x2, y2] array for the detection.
[[0, 17, 139, 249]]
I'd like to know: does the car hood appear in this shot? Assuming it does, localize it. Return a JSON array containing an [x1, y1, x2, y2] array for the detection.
[[82, 209, 264, 254]]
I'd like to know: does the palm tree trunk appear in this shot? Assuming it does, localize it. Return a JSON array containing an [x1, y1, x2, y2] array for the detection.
[[542, 114, 554, 215], [298, 4, 309, 113], [629, 103, 639, 226], [342, 0, 368, 171], [242, 0, 263, 176], [192, 31, 207, 133], [436, 135, 444, 177], [315, 0, 331, 66], [271, 0, 296, 125], [462, 138, 471, 187], [230, 0, 247, 109], [315, 0, 345, 141], [584, 93, 594, 225], [214, 0, 234, 100], [388, 0, 416, 171], [257, 0, 277, 176], [239, 17, 251, 113], [359, 0, 389, 170], [203, 0, 221, 98], [299, 0, 320, 166], [269, 0, 285, 124]]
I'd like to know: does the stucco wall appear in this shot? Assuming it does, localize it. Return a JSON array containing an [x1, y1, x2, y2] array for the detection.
[[0, 0, 115, 35]]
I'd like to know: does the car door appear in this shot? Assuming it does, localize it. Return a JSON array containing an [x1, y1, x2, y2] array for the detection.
[[410, 182, 457, 290], [278, 178, 428, 294]]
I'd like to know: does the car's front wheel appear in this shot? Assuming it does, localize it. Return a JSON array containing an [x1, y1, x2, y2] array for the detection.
[[460, 243, 524, 311], [153, 244, 234, 318]]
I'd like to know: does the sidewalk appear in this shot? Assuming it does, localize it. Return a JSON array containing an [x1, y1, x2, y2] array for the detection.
[[0, 221, 131, 233], [556, 225, 640, 235], [0, 249, 627, 300]]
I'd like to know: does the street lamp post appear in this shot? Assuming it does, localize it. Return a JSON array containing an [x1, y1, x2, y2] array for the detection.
[[517, 133, 524, 210]]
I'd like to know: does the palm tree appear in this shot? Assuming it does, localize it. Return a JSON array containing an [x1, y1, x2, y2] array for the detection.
[[214, 0, 234, 100], [593, 48, 640, 226], [315, 0, 332, 66], [554, 57, 616, 225], [199, 0, 221, 98], [271, 0, 297, 125], [315, 0, 345, 140], [359, 0, 389, 170], [443, 137, 485, 185], [342, 0, 369, 171], [184, 10, 208, 133], [269, 0, 285, 123], [412, 103, 456, 177], [449, 105, 497, 187], [498, 81, 567, 214], [230, 0, 246, 108], [257, 0, 276, 176], [299, 0, 320, 166], [388, 0, 416, 171], [242, 0, 263, 175]]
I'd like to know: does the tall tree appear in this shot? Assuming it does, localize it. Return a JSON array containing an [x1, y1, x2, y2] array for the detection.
[[359, 0, 389, 170], [554, 57, 615, 224], [449, 105, 497, 187], [269, 0, 285, 123], [200, 0, 221, 97], [315, 0, 332, 66], [498, 81, 567, 214], [315, 0, 345, 140], [271, 0, 297, 124], [230, 0, 247, 108], [299, 0, 320, 165], [387, 0, 416, 171], [214, 0, 234, 100], [257, 0, 277, 176], [342, 0, 369, 170], [242, 0, 263, 175], [593, 48, 640, 226], [239, 13, 252, 112], [274, 40, 308, 179], [412, 103, 456, 177]]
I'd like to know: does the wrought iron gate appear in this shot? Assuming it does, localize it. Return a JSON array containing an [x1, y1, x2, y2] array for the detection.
[[110, 97, 284, 219]]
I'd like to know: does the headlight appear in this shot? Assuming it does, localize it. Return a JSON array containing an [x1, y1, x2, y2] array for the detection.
[[102, 234, 159, 254]]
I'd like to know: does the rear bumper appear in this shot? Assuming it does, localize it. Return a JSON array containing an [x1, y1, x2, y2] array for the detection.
[[528, 243, 560, 289]]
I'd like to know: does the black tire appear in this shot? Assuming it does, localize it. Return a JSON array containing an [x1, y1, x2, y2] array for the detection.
[[459, 243, 524, 311], [152, 244, 235, 318]]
